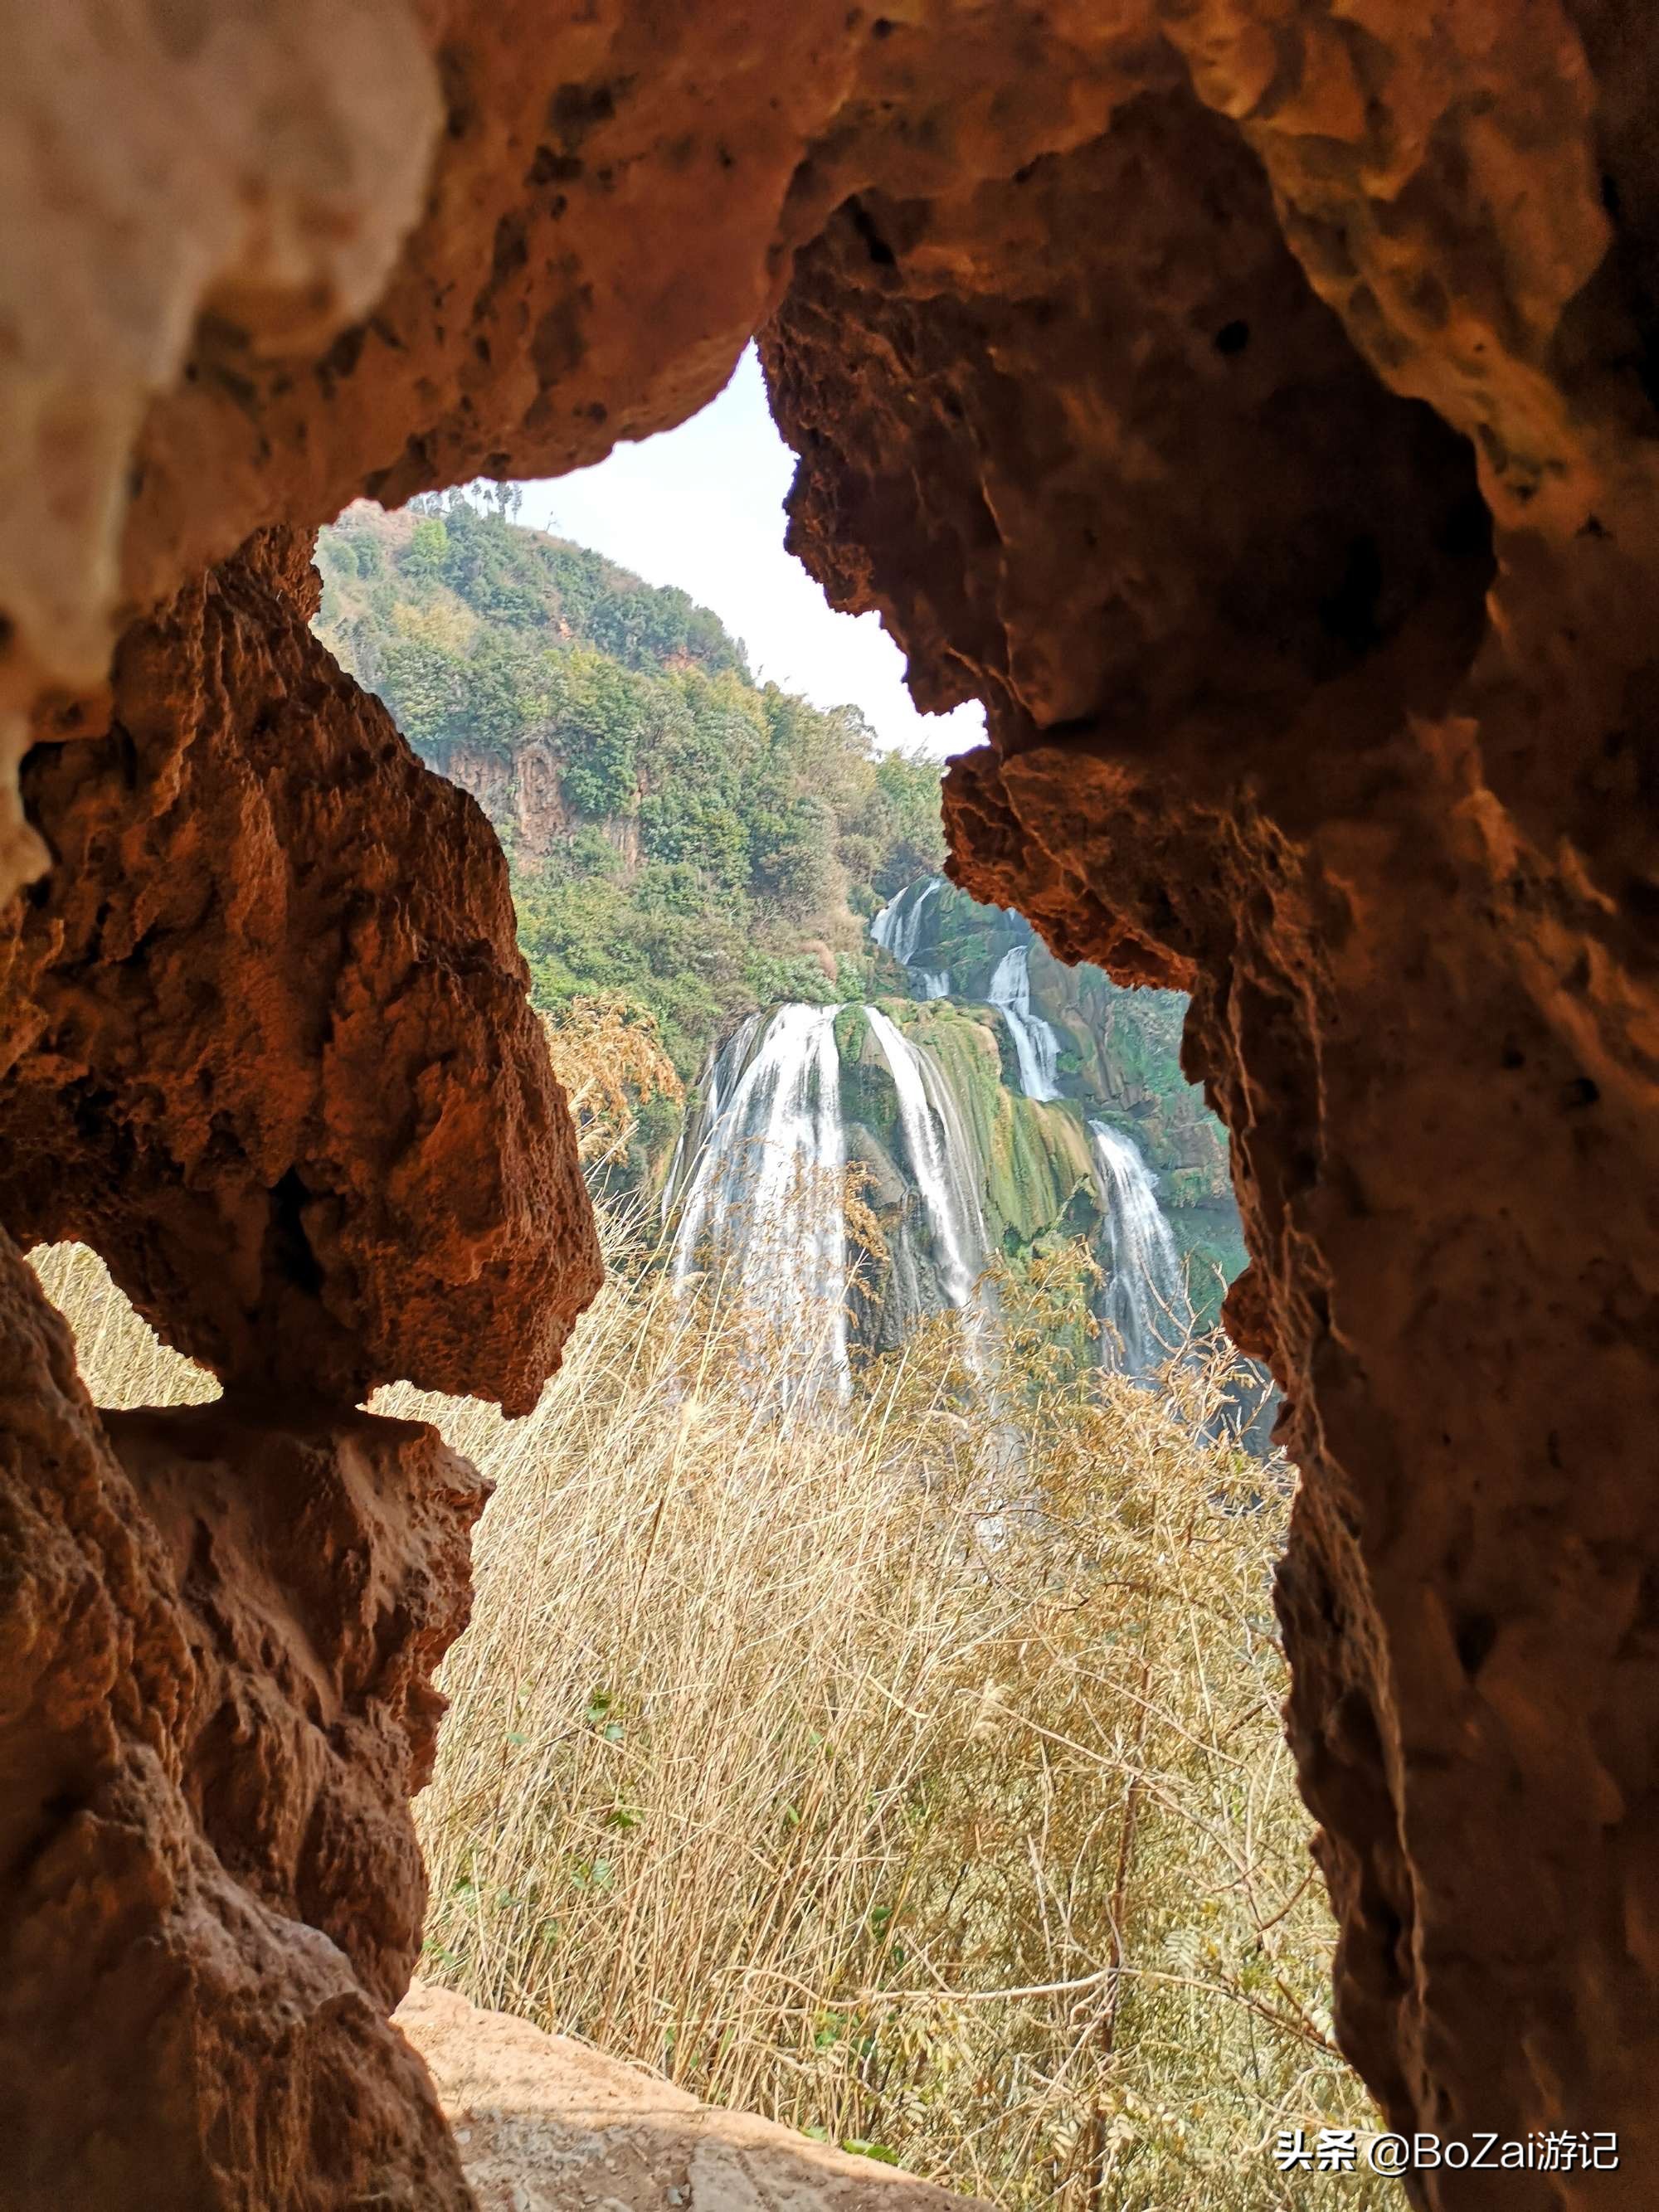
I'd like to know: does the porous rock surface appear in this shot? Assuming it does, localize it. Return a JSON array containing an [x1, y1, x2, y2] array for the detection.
[[0, 526, 597, 1412], [0, 1229, 477, 2206], [765, 10, 1659, 2208], [2, 2, 1658, 2209], [397, 1981, 985, 2212]]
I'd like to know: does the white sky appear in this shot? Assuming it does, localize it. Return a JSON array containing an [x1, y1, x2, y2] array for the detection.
[[519, 346, 985, 761]]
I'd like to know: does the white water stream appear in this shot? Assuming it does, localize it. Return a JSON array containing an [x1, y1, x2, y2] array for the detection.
[[669, 1002, 852, 1405], [985, 944, 1063, 1101], [665, 992, 1194, 1406], [865, 1007, 990, 1345], [870, 877, 942, 968], [1087, 1119, 1190, 1376]]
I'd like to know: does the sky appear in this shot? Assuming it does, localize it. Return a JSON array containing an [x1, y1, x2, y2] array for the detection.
[[518, 347, 985, 761]]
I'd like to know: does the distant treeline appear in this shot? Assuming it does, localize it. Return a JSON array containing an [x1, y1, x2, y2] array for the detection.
[[315, 492, 946, 1081]]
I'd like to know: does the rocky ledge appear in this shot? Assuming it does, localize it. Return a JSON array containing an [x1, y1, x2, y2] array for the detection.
[[398, 1983, 985, 2212]]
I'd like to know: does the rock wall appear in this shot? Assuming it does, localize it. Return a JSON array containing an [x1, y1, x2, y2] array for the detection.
[[415, 739, 575, 862], [0, 1230, 480, 2206], [762, 12, 1659, 2208], [2, 2, 1657, 2207], [0, 513, 600, 2195], [0, 528, 597, 1414]]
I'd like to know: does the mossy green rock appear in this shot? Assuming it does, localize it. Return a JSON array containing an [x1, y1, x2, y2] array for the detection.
[[868, 880, 1241, 1330]]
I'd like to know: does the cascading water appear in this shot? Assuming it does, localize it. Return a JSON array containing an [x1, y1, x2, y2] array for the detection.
[[865, 1007, 990, 1351], [669, 1002, 852, 1405], [870, 876, 941, 968], [867, 1009, 1021, 1496], [659, 871, 1247, 1431], [986, 944, 1062, 1101], [667, 998, 1000, 1402], [659, 1014, 761, 1226], [1087, 1120, 1190, 1377], [871, 878, 955, 1001]]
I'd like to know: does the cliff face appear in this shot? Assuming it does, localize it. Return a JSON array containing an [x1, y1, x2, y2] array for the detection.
[[424, 737, 585, 861], [4, 3, 1659, 2206]]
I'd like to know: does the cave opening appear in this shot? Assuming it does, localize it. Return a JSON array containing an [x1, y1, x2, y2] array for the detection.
[[4, 7, 1658, 2209]]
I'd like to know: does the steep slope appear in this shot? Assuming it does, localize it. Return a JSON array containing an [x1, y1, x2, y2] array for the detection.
[[314, 497, 946, 1077]]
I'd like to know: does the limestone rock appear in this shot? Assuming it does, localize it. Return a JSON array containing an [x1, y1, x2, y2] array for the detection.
[[437, 739, 576, 863], [761, 10, 1659, 2200], [0, 1231, 478, 2206], [4, 1, 1659, 2205], [398, 1981, 985, 2212], [0, 2, 1166, 905], [0, 527, 599, 1412], [0, 0, 441, 897]]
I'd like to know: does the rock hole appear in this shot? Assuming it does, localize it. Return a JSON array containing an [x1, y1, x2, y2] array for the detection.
[[1316, 535, 1385, 656], [1454, 1612, 1497, 1679], [269, 1168, 324, 1296], [848, 197, 898, 270]]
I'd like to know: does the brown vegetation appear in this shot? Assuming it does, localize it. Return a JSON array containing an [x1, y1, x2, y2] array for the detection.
[[34, 1199, 1381, 2210]]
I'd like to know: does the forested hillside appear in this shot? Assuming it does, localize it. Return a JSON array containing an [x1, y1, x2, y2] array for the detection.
[[314, 493, 945, 1075]]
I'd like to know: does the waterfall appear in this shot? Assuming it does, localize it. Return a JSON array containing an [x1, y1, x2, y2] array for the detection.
[[666, 989, 1195, 1407], [870, 876, 941, 967], [870, 878, 954, 999], [986, 944, 1062, 1101], [669, 1003, 851, 1405], [865, 1009, 989, 1344], [667, 999, 1000, 1399], [1087, 1120, 1190, 1377]]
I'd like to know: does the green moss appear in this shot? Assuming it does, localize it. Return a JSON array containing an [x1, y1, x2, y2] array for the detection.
[[834, 1003, 873, 1065], [894, 1008, 1100, 1253]]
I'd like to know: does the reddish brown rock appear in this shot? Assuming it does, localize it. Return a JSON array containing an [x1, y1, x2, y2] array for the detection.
[[0, 1229, 478, 2207], [3, 2, 1659, 2207], [0, 2, 1170, 903], [762, 14, 1659, 2206], [0, 527, 599, 1413]]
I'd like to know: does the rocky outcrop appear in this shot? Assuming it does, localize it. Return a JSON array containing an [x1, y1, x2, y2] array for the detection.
[[422, 740, 577, 863], [398, 1981, 985, 2212], [2, 4, 1183, 909], [762, 12, 1659, 2205], [0, 1229, 477, 2206], [0, 508, 598, 2205], [5, 2, 1659, 2206], [0, 527, 598, 1412]]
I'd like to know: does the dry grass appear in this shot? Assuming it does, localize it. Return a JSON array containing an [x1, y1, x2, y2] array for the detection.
[[31, 1207, 1389, 2211]]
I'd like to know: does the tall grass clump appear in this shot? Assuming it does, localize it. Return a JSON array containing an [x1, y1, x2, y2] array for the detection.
[[29, 1019, 1389, 2210]]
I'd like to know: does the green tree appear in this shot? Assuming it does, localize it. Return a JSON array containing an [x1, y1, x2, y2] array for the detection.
[[405, 515, 450, 582], [314, 496, 952, 1092]]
